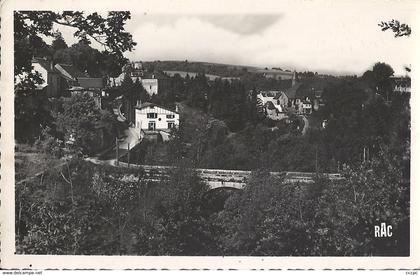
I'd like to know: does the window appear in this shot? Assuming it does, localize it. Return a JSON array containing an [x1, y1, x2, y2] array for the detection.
[[148, 122, 156, 130], [168, 122, 175, 129], [166, 114, 175, 119], [147, 113, 157, 118]]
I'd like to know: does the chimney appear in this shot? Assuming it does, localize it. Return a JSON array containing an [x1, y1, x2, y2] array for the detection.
[[175, 104, 179, 113]]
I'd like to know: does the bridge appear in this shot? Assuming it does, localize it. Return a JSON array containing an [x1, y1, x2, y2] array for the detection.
[[116, 163, 345, 190], [18, 157, 345, 190]]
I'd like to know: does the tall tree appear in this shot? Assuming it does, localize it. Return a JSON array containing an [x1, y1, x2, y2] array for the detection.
[[54, 93, 115, 155], [14, 11, 136, 80], [51, 32, 68, 51]]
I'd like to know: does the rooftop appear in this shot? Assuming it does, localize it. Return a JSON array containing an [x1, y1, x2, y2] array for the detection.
[[135, 102, 179, 114]]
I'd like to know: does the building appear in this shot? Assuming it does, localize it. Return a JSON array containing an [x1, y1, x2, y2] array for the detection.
[[135, 102, 179, 132], [56, 63, 105, 109], [257, 91, 283, 112], [301, 99, 313, 114], [54, 63, 89, 86], [141, 78, 158, 96], [16, 58, 68, 97], [109, 63, 159, 96], [274, 91, 289, 107], [281, 83, 302, 111], [264, 101, 287, 120]]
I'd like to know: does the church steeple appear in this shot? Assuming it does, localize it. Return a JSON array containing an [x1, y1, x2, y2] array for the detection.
[[292, 70, 297, 86]]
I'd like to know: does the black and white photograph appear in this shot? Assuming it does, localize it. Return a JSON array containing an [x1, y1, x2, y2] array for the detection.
[[1, 0, 419, 269]]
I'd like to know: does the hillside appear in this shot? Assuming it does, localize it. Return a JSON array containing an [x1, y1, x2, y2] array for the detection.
[[142, 60, 261, 77]]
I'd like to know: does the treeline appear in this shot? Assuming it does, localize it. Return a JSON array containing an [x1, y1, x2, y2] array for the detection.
[[143, 60, 253, 78]]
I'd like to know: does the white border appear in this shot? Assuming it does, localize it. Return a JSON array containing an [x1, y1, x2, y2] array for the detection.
[[1, 0, 420, 269]]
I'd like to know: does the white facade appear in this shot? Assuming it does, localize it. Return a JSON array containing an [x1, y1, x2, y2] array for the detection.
[[141, 79, 158, 96], [257, 92, 283, 113], [135, 104, 179, 132], [109, 72, 141, 87], [302, 101, 312, 114]]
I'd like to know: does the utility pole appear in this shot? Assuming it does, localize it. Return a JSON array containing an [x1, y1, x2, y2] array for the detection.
[[363, 147, 366, 163], [128, 142, 130, 168], [315, 144, 319, 178], [116, 137, 119, 166]]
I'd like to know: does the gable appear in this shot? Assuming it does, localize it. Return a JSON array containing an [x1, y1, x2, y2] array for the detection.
[[135, 103, 178, 115]]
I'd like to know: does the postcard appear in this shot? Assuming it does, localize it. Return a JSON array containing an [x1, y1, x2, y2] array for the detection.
[[1, 0, 419, 269]]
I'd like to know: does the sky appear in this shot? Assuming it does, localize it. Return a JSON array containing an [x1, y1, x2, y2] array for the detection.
[[56, 1, 417, 76]]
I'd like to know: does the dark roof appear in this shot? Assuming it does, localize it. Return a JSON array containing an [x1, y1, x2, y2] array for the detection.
[[283, 83, 302, 99], [137, 102, 155, 109], [274, 91, 288, 99], [33, 58, 58, 73], [265, 101, 277, 110], [259, 91, 280, 97], [58, 64, 89, 79], [77, 77, 104, 89]]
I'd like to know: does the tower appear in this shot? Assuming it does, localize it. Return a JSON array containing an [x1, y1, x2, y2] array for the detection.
[[292, 70, 297, 86]]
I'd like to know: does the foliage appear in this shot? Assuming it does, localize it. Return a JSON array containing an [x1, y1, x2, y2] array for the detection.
[[14, 11, 136, 79], [213, 148, 409, 256], [16, 160, 215, 255], [53, 94, 116, 155], [15, 90, 55, 143], [133, 167, 214, 255], [379, 20, 411, 37], [16, 160, 146, 254], [14, 11, 135, 142]]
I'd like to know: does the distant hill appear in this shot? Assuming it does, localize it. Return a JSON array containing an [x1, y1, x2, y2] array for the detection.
[[142, 60, 260, 78]]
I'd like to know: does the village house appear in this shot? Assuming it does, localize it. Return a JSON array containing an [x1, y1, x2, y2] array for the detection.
[[264, 101, 287, 120], [257, 91, 282, 110], [56, 63, 105, 109], [141, 78, 158, 96], [301, 99, 313, 114], [134, 102, 180, 133], [109, 62, 159, 96], [16, 58, 68, 97], [280, 83, 302, 111]]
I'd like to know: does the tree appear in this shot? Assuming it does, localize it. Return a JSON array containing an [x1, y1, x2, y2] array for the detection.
[[14, 11, 136, 142], [54, 93, 116, 155], [379, 20, 411, 37], [51, 32, 68, 51], [362, 62, 395, 102], [133, 167, 213, 255], [15, 11, 136, 79]]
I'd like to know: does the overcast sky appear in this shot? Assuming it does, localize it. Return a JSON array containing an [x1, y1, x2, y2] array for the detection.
[[58, 1, 416, 76]]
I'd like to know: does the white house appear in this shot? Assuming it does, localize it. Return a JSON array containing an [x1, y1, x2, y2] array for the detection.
[[141, 78, 158, 96], [257, 91, 283, 113], [135, 102, 179, 132], [301, 100, 312, 114]]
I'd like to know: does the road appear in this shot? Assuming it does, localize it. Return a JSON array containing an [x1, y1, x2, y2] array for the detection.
[[86, 126, 143, 164], [300, 115, 309, 135]]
